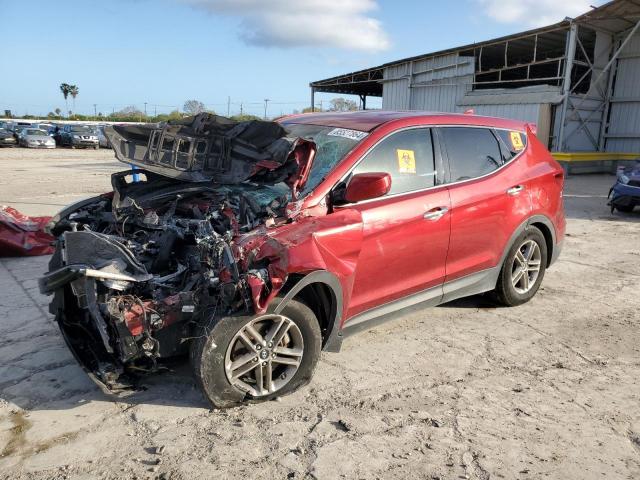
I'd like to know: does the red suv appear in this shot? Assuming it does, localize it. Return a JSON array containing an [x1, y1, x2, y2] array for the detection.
[[40, 111, 565, 407]]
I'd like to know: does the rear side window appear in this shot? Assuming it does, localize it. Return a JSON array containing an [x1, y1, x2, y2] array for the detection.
[[495, 129, 528, 161], [440, 127, 503, 182], [353, 128, 436, 195]]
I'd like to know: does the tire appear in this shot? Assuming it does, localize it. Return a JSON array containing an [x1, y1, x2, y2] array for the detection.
[[94, 145, 99, 150], [190, 298, 322, 408], [615, 204, 635, 213], [493, 226, 548, 307]]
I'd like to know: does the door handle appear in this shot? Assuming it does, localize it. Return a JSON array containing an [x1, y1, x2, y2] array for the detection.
[[423, 207, 448, 221], [507, 185, 524, 196]]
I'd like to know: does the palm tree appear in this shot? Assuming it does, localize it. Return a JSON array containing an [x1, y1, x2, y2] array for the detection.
[[59, 83, 70, 115], [69, 85, 79, 115]]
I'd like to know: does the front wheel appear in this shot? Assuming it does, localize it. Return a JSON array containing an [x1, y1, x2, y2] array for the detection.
[[190, 299, 322, 408], [493, 226, 548, 306]]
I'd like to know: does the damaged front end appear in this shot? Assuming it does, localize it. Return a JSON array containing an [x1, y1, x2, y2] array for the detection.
[[39, 114, 313, 392]]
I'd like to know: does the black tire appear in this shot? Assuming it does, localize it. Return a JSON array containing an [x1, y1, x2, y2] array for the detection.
[[615, 204, 635, 213], [190, 298, 322, 408], [493, 226, 548, 306]]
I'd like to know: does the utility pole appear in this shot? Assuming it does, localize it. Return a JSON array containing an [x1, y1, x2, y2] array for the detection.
[[240, 102, 243, 116], [263, 98, 270, 120], [154, 105, 157, 117], [227, 96, 231, 117], [144, 102, 147, 117], [93, 104, 97, 118]]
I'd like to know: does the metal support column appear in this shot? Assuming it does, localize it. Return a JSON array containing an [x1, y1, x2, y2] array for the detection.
[[310, 87, 315, 113], [558, 23, 578, 151]]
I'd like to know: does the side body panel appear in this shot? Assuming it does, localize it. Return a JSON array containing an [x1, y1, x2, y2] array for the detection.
[[344, 186, 451, 319], [442, 151, 532, 282]]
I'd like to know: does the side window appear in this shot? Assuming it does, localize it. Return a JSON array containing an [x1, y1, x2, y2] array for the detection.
[[495, 129, 527, 162], [352, 128, 436, 195], [440, 127, 503, 182]]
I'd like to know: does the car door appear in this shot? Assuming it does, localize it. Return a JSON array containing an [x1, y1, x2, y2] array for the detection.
[[337, 127, 452, 320], [438, 126, 532, 284]]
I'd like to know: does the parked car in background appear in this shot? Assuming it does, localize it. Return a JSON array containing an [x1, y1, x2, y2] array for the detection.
[[18, 128, 56, 148], [57, 124, 99, 149], [40, 111, 565, 408], [96, 125, 111, 148], [11, 125, 30, 140], [609, 160, 640, 213], [0, 127, 17, 147]]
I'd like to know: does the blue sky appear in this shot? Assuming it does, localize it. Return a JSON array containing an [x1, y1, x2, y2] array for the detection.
[[0, 0, 600, 117]]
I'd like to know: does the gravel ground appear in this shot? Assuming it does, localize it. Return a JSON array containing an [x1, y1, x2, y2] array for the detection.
[[0, 148, 639, 480]]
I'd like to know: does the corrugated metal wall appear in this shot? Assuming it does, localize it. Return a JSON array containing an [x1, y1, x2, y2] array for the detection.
[[382, 53, 551, 129], [382, 54, 473, 112], [606, 30, 640, 152]]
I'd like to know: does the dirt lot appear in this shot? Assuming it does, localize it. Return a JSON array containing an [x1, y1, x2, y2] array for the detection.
[[1, 148, 639, 480]]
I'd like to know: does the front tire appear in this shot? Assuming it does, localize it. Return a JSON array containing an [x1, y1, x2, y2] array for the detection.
[[493, 226, 548, 306], [190, 299, 322, 408]]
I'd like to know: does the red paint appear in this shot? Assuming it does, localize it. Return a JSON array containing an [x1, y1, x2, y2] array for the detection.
[[344, 172, 392, 203], [257, 111, 567, 327], [0, 206, 54, 257]]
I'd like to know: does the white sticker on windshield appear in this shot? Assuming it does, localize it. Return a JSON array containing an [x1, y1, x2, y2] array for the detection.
[[327, 128, 368, 141]]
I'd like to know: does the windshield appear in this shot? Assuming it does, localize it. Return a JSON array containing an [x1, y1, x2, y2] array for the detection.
[[283, 123, 366, 196], [26, 129, 47, 136], [71, 126, 93, 133]]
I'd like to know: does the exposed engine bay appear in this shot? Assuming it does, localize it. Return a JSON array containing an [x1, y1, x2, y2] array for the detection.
[[39, 114, 315, 391]]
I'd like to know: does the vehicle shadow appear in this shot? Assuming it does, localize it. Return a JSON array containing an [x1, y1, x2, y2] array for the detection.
[[437, 294, 502, 309]]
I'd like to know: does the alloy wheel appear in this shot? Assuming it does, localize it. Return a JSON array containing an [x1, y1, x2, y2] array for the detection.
[[510, 239, 542, 294], [224, 314, 304, 397]]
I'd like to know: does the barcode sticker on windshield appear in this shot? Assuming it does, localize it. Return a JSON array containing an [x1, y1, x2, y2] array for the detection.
[[327, 128, 368, 141]]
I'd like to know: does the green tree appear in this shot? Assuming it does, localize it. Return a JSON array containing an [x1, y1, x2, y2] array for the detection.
[[230, 114, 262, 122], [54, 108, 61, 117], [59, 83, 71, 115], [68, 85, 79, 114]]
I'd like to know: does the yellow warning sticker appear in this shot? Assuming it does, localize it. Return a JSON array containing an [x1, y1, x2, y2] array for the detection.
[[510, 131, 524, 151], [397, 149, 416, 173]]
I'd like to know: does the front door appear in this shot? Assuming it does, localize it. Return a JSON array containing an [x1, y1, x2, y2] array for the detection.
[[338, 127, 451, 320]]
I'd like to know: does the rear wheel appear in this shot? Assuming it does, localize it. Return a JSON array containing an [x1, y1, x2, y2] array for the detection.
[[615, 204, 635, 213], [190, 299, 322, 408], [493, 226, 548, 306]]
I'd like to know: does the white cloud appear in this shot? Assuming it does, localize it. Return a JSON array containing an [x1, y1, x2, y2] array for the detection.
[[477, 0, 595, 27], [180, 0, 390, 52]]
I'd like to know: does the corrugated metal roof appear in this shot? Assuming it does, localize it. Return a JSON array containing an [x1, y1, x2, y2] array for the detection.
[[310, 0, 640, 96]]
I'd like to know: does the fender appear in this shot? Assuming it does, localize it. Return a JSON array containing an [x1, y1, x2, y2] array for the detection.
[[271, 270, 344, 352]]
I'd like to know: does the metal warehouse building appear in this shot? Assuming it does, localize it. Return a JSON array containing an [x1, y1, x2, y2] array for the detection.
[[309, 0, 640, 163]]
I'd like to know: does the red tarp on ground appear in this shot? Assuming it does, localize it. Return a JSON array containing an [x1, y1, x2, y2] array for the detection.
[[0, 206, 54, 257]]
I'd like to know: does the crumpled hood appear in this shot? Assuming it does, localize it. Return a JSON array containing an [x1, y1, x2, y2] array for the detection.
[[105, 113, 314, 198]]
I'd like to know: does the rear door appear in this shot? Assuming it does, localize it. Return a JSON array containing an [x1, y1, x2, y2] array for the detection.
[[438, 126, 532, 283], [339, 127, 451, 320]]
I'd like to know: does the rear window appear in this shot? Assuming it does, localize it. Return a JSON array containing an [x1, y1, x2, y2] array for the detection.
[[495, 129, 528, 161]]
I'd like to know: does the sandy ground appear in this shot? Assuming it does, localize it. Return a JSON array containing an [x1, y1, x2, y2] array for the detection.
[[0, 148, 639, 480]]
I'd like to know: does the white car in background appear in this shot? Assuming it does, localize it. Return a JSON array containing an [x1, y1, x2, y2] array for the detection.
[[18, 128, 56, 149]]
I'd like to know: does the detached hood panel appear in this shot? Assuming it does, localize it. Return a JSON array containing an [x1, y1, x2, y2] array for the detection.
[[105, 113, 305, 186]]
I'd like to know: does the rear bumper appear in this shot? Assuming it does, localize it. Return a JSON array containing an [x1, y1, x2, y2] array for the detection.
[[608, 183, 640, 208]]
